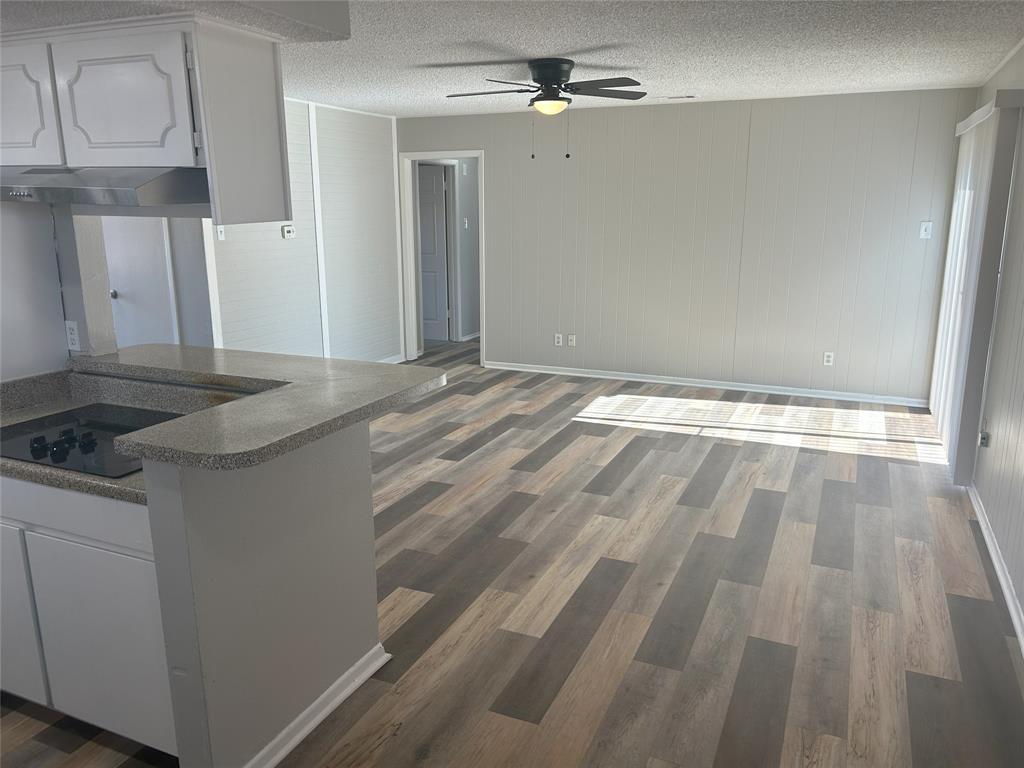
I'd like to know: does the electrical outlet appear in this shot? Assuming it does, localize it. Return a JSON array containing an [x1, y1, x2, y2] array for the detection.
[[65, 320, 81, 352], [919, 221, 933, 240], [554, 333, 563, 347], [216, 225, 226, 241], [567, 334, 577, 347], [281, 224, 296, 239], [979, 431, 991, 448], [823, 351, 835, 367]]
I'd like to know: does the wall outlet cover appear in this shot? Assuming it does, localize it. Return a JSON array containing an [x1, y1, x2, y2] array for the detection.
[[65, 320, 81, 352], [281, 224, 296, 239], [567, 334, 577, 347], [823, 351, 835, 366], [554, 333, 563, 347]]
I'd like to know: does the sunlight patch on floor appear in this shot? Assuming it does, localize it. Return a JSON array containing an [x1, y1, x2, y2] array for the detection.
[[573, 394, 946, 464]]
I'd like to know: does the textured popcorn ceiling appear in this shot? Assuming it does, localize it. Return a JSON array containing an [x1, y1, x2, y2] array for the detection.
[[280, 0, 1024, 116], [3, 2, 1024, 116], [0, 1, 350, 42]]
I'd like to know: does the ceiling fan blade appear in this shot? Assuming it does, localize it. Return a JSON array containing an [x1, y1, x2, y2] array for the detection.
[[419, 58, 526, 69], [447, 88, 535, 98], [571, 88, 647, 100], [560, 43, 626, 58], [486, 78, 537, 88], [564, 77, 640, 90]]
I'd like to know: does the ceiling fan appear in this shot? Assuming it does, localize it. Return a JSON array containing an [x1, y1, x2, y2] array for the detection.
[[447, 58, 646, 115]]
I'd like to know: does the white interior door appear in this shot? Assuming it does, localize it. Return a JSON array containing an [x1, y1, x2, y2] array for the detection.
[[103, 217, 179, 348], [418, 163, 450, 342]]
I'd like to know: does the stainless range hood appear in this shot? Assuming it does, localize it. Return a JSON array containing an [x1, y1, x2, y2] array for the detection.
[[1, 166, 210, 207]]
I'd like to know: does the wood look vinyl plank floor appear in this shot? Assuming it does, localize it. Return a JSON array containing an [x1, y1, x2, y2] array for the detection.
[[5, 341, 1023, 768]]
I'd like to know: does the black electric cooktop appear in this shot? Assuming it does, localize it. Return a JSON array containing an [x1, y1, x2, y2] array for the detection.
[[0, 404, 179, 478]]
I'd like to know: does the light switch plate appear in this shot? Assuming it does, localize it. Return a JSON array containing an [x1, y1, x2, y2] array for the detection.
[[919, 221, 933, 239], [567, 334, 577, 347], [216, 225, 226, 241], [281, 224, 296, 239]]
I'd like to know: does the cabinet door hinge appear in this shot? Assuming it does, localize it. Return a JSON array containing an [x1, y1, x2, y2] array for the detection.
[[185, 50, 195, 70], [192, 131, 203, 149]]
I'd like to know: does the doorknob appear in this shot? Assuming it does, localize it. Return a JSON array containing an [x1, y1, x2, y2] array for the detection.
[[110, 289, 119, 299]]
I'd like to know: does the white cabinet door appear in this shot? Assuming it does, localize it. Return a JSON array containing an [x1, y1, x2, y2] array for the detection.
[[0, 524, 49, 704], [25, 532, 176, 754], [50, 31, 195, 167], [0, 43, 64, 166]]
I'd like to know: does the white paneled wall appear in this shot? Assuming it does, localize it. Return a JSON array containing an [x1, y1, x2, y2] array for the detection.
[[209, 100, 324, 357], [974, 56, 1024, 614], [399, 89, 977, 401], [315, 107, 402, 361]]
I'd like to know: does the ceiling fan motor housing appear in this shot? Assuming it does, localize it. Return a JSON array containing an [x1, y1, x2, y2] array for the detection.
[[528, 58, 575, 87]]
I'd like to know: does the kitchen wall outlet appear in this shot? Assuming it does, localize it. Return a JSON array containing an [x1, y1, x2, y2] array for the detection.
[[216, 225, 226, 241], [919, 221, 933, 239], [567, 334, 577, 347], [823, 351, 835, 367], [554, 333, 563, 347], [65, 320, 81, 352], [281, 224, 296, 239]]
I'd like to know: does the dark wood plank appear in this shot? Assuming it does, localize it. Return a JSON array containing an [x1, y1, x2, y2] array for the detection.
[[516, 391, 585, 429], [438, 413, 525, 461], [812, 479, 856, 571], [513, 421, 612, 473], [372, 421, 462, 472], [712, 637, 797, 768], [676, 442, 741, 508], [634, 532, 733, 670], [889, 462, 932, 541], [722, 488, 785, 586], [373, 481, 453, 538], [581, 661, 682, 768], [490, 557, 635, 723], [781, 450, 827, 523], [855, 455, 891, 507], [853, 504, 899, 612], [582, 436, 662, 496], [375, 548, 441, 601]]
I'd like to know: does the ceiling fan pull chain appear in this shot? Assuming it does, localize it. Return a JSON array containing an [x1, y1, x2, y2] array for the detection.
[[531, 114, 536, 159], [565, 111, 571, 159]]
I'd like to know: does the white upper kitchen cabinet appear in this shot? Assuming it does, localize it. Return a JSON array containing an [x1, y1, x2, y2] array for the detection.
[[50, 31, 197, 168], [0, 42, 64, 166]]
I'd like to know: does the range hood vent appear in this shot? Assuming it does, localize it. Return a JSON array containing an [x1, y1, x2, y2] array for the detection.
[[1, 166, 210, 207]]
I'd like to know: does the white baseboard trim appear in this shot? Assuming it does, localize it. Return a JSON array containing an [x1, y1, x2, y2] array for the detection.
[[242, 643, 391, 768], [456, 332, 480, 341], [482, 360, 929, 408], [376, 353, 406, 364], [967, 485, 1024, 656]]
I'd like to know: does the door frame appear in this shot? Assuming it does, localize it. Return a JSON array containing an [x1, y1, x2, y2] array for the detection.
[[397, 149, 485, 361]]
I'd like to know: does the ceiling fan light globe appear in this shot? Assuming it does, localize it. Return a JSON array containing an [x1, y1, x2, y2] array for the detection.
[[531, 96, 570, 115]]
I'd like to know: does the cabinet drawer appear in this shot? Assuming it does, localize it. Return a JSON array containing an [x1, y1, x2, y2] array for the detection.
[[0, 42, 64, 165], [50, 31, 196, 167], [0, 524, 49, 704], [0, 477, 152, 555], [25, 532, 176, 754]]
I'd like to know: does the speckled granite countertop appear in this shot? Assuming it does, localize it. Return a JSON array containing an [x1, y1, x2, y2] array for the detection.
[[70, 345, 445, 470]]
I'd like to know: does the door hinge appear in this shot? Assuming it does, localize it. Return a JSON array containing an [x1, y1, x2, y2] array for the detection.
[[192, 131, 203, 150], [185, 50, 195, 70]]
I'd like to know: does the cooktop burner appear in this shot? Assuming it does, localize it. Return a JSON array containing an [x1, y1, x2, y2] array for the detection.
[[0, 404, 179, 478]]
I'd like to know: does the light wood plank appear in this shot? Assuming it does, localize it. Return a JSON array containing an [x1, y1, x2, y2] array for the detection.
[[895, 537, 962, 681], [847, 607, 911, 768], [705, 458, 762, 537], [605, 474, 687, 562], [377, 586, 433, 641], [928, 496, 993, 600], [750, 519, 816, 646]]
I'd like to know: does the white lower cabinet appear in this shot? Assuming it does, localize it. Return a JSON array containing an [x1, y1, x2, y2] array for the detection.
[[23, 531, 177, 755], [0, 523, 49, 704]]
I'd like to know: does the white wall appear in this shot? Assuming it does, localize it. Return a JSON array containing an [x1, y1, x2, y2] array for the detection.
[[455, 158, 480, 339], [167, 219, 214, 347], [0, 204, 68, 380], [398, 88, 977, 402], [973, 51, 1024, 619], [207, 100, 325, 357], [315, 105, 402, 361]]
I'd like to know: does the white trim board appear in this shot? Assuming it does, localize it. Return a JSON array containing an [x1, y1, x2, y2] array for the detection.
[[483, 360, 930, 408], [967, 485, 1024, 659], [241, 643, 390, 768]]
